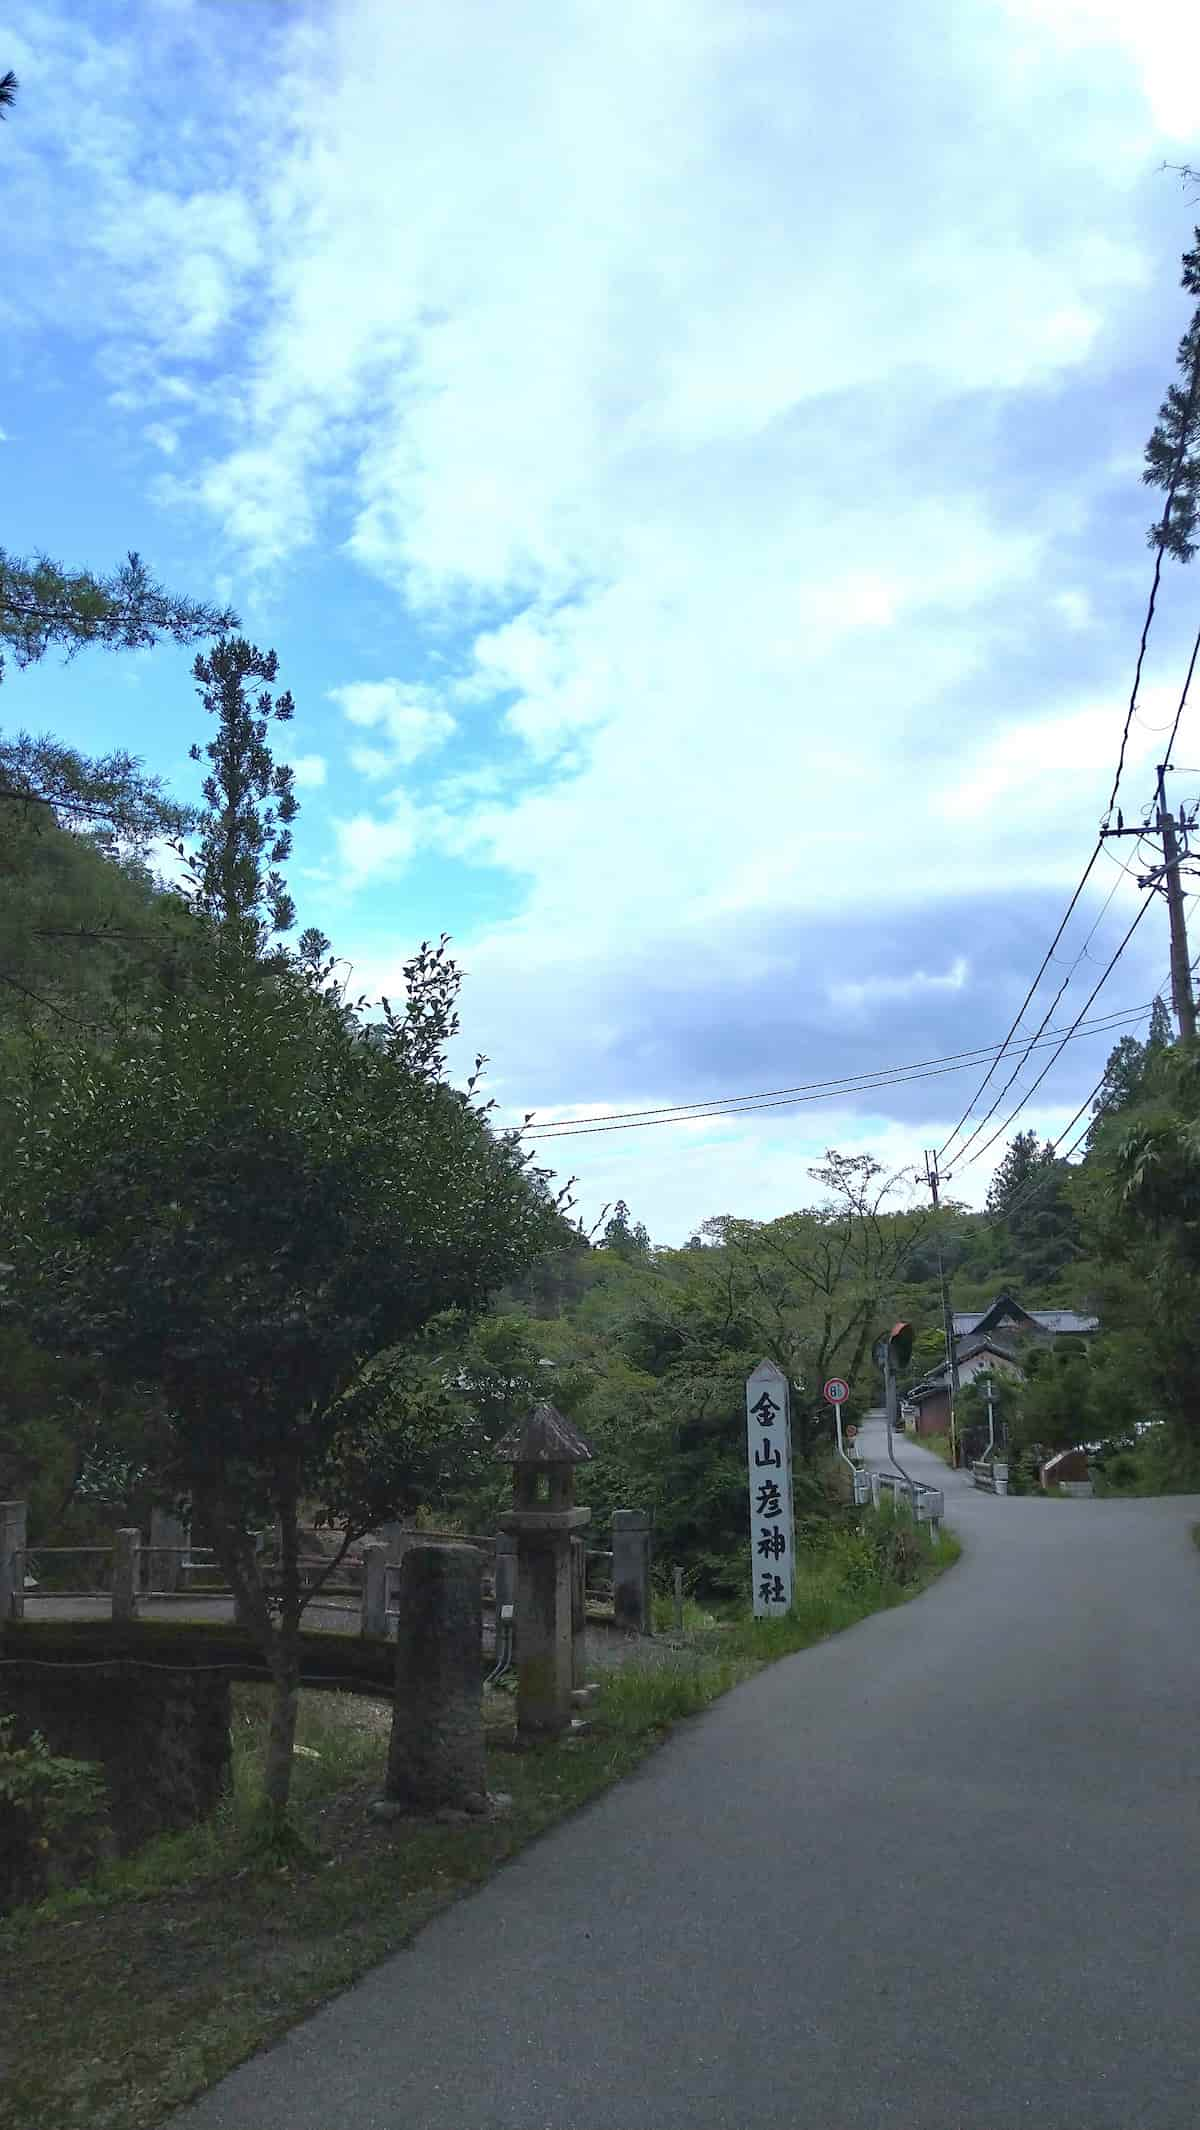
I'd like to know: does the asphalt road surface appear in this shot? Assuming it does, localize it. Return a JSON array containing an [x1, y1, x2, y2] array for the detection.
[[174, 1420, 1200, 2130]]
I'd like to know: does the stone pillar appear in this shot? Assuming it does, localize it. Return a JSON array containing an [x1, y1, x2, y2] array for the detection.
[[612, 1508, 653, 1635], [149, 1508, 186, 1594], [382, 1522, 414, 1566], [0, 1500, 27, 1622], [112, 1528, 141, 1622], [360, 1540, 389, 1637], [511, 1525, 577, 1738], [386, 1542, 486, 1814]]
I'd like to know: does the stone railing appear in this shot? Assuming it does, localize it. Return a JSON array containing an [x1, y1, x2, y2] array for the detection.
[[0, 1505, 654, 1641]]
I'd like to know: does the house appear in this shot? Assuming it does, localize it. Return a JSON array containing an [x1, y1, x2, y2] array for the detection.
[[951, 1294, 1098, 1345], [905, 1293, 1098, 1439]]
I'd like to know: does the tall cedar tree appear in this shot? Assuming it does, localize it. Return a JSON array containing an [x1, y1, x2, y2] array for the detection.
[[6, 640, 565, 1822], [1144, 227, 1200, 561]]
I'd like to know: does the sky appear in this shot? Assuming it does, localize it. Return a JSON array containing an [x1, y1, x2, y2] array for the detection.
[[3, 0, 1199, 1244]]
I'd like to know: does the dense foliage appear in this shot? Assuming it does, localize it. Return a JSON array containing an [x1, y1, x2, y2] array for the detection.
[[3, 641, 567, 1818]]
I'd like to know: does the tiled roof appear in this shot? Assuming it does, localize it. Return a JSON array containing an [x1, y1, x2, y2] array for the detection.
[[952, 1300, 1098, 1336]]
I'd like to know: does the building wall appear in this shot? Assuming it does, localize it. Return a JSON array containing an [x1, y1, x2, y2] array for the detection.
[[958, 1351, 1022, 1387], [912, 1389, 950, 1435]]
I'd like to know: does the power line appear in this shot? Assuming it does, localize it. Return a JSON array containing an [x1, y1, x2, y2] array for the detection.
[[524, 998, 1152, 1137], [939, 865, 1126, 1170], [942, 623, 1200, 1170], [935, 842, 1102, 1163], [948, 893, 1154, 1176], [1161, 619, 1200, 770], [523, 1000, 1156, 1142], [1105, 333, 1200, 825]]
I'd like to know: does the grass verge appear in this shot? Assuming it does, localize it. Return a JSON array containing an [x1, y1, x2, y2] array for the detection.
[[909, 1429, 952, 1466], [0, 1513, 959, 2130]]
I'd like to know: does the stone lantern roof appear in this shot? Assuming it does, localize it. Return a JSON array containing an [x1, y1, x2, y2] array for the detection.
[[494, 1402, 593, 1467]]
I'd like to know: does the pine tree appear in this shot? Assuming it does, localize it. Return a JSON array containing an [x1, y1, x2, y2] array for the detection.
[[0, 549, 237, 685], [1144, 229, 1200, 562]]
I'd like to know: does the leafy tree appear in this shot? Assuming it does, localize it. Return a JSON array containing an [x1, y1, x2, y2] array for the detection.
[[1010, 1346, 1096, 1457], [1078, 1038, 1200, 1447], [719, 1153, 926, 1452], [5, 648, 564, 1825], [0, 68, 17, 119], [0, 550, 237, 685]]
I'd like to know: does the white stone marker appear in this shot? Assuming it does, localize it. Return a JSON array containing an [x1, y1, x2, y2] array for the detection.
[[746, 1360, 795, 1618]]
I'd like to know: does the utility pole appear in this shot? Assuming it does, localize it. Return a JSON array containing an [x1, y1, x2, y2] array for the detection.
[[1156, 764, 1196, 1041], [924, 1151, 961, 1467], [1100, 764, 1197, 1040]]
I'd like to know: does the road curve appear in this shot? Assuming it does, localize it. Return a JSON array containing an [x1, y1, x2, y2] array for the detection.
[[174, 1423, 1200, 2130]]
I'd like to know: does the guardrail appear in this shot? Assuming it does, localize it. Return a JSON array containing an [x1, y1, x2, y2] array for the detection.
[[972, 1460, 1009, 1495], [870, 1471, 945, 1533]]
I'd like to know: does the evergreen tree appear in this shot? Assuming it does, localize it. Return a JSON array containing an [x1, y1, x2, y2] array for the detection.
[[0, 549, 237, 685], [186, 637, 298, 954], [986, 1131, 1080, 1287], [1144, 227, 1200, 562]]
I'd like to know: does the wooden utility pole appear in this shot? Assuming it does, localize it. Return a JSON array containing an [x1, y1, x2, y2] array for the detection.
[[1100, 763, 1197, 1041], [924, 1151, 961, 1466], [1157, 765, 1196, 1040]]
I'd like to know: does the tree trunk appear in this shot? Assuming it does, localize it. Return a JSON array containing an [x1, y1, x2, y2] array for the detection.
[[261, 1484, 304, 1822], [191, 1475, 301, 1821], [262, 1646, 301, 1816]]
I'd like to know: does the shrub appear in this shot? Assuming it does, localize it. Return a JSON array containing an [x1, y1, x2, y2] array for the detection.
[[0, 1716, 109, 1914]]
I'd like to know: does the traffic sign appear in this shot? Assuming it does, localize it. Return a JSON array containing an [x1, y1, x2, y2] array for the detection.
[[823, 1377, 850, 1405]]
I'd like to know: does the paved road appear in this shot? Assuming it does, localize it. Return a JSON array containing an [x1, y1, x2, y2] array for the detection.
[[174, 1421, 1200, 2130]]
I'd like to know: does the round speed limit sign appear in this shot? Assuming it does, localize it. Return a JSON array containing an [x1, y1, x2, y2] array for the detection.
[[823, 1377, 850, 1405]]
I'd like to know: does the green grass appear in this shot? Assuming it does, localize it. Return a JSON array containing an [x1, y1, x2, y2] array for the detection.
[[650, 1589, 722, 1634], [0, 1512, 958, 2130], [910, 1430, 952, 1465]]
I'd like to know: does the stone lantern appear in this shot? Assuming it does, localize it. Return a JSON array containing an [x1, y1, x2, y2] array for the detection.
[[496, 1402, 593, 1739]]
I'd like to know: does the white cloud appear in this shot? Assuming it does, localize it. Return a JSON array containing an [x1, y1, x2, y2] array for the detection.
[[1002, 0, 1200, 141], [144, 423, 180, 456], [348, 744, 396, 782], [10, 0, 1191, 1236], [331, 795, 421, 890], [291, 753, 328, 789], [932, 693, 1169, 827], [1052, 590, 1094, 630], [328, 680, 457, 767]]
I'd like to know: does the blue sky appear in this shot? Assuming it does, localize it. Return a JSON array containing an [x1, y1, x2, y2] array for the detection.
[[3, 0, 1199, 1243]]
